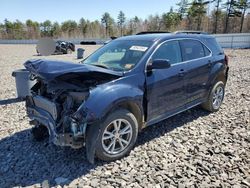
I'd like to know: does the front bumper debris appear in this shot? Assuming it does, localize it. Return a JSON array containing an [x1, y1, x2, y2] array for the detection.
[[26, 96, 85, 149]]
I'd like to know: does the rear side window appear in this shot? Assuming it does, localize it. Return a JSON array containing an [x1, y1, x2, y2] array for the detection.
[[204, 38, 223, 55], [180, 39, 209, 61], [152, 40, 182, 65], [203, 45, 211, 56]]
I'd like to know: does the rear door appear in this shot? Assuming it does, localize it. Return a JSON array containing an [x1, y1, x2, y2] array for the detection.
[[146, 40, 186, 122], [179, 39, 212, 104]]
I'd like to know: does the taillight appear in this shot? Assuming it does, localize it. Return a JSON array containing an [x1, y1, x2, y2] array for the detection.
[[225, 54, 229, 66]]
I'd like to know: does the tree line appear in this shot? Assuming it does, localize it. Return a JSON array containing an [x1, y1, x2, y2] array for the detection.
[[0, 0, 249, 40]]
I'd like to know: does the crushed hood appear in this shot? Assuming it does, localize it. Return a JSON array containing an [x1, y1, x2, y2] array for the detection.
[[24, 59, 123, 81]]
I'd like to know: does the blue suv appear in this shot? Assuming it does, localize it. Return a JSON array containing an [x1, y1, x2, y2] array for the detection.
[[25, 32, 229, 163]]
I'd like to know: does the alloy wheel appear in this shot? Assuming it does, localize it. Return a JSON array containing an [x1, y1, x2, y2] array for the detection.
[[212, 85, 224, 109], [101, 118, 133, 155]]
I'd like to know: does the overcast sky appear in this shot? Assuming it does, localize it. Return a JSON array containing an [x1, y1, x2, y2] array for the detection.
[[0, 0, 179, 23]]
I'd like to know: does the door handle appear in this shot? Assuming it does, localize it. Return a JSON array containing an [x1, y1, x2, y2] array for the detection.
[[178, 69, 186, 77]]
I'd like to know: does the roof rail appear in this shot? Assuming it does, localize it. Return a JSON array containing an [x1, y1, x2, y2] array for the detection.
[[136, 31, 170, 35], [174, 30, 208, 35]]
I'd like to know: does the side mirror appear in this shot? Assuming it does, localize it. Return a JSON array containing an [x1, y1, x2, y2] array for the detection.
[[147, 59, 171, 71]]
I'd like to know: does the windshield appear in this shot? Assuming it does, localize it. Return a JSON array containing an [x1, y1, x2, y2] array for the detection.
[[81, 40, 152, 71]]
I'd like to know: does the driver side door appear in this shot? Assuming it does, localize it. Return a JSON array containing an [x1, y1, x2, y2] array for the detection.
[[146, 40, 187, 124]]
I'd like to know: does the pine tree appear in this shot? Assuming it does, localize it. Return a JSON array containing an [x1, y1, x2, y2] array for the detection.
[[101, 12, 114, 37], [117, 11, 126, 36]]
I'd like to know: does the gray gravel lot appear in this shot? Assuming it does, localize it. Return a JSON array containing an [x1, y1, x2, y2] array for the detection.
[[0, 45, 249, 188]]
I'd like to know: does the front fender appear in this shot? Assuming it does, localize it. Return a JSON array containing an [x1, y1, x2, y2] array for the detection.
[[74, 83, 144, 123], [76, 83, 144, 164]]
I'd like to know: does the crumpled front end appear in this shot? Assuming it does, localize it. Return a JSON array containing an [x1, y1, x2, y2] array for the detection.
[[26, 88, 89, 149], [24, 59, 121, 149]]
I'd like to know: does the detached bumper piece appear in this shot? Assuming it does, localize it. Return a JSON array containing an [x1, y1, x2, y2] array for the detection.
[[26, 96, 85, 149]]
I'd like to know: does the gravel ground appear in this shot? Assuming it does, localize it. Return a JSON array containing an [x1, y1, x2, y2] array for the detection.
[[0, 45, 249, 188]]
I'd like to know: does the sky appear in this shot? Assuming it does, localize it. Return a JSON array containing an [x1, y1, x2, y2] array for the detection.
[[0, 0, 178, 23]]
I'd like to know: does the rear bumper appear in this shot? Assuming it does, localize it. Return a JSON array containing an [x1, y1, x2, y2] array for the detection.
[[26, 96, 85, 148]]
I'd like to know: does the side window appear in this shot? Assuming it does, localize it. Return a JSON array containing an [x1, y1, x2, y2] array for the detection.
[[203, 45, 211, 56], [152, 40, 182, 65], [180, 40, 206, 61], [204, 38, 223, 55]]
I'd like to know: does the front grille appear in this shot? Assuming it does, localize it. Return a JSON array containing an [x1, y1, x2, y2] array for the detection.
[[33, 96, 58, 120]]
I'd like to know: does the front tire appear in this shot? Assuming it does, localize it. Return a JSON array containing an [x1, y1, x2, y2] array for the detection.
[[95, 109, 138, 162], [31, 125, 49, 141], [202, 81, 225, 112], [66, 48, 72, 54]]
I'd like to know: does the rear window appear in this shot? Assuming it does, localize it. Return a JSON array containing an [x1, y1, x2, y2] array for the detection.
[[180, 39, 208, 61], [204, 38, 223, 55]]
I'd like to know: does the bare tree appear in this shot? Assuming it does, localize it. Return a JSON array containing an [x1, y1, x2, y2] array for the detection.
[[238, 0, 250, 32], [213, 0, 222, 33]]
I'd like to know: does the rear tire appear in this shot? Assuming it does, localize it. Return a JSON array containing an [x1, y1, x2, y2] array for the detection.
[[202, 81, 225, 112], [95, 109, 138, 162]]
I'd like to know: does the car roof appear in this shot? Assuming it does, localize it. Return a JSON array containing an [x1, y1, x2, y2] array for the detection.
[[117, 33, 214, 43]]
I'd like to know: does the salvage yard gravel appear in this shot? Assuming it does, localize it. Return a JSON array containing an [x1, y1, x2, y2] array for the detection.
[[0, 45, 249, 187]]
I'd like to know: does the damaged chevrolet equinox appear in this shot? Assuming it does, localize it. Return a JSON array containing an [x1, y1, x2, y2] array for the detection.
[[25, 33, 229, 163]]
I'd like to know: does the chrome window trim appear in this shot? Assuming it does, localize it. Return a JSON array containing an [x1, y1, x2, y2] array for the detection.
[[145, 38, 213, 70]]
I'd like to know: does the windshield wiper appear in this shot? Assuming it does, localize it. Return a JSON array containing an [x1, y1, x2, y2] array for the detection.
[[91, 64, 109, 69]]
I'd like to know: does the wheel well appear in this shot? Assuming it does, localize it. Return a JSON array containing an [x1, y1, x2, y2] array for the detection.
[[114, 101, 144, 130], [215, 72, 226, 84], [205, 70, 227, 100]]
